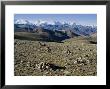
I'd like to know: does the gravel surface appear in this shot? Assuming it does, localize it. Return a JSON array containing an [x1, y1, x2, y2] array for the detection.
[[14, 37, 97, 76]]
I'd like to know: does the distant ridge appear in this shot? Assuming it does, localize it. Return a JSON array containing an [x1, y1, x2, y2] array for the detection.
[[14, 19, 97, 42]]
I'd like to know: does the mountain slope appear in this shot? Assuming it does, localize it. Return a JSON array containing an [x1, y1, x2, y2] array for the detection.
[[15, 28, 71, 42], [14, 37, 97, 76], [14, 20, 97, 42]]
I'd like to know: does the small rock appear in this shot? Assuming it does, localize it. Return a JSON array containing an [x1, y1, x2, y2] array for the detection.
[[77, 57, 81, 60], [74, 60, 77, 64], [66, 49, 71, 55], [39, 62, 45, 69], [39, 42, 46, 46], [35, 63, 38, 66], [86, 60, 90, 64], [20, 60, 23, 63], [79, 63, 84, 66], [82, 48, 85, 51], [63, 71, 71, 76], [26, 61, 30, 67], [26, 64, 30, 67], [90, 53, 93, 54], [45, 65, 49, 69], [47, 47, 51, 52]]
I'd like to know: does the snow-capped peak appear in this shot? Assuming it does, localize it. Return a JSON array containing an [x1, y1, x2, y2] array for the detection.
[[14, 19, 30, 24], [34, 20, 47, 25]]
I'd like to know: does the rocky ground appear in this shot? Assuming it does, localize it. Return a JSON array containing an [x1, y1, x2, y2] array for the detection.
[[14, 37, 97, 76]]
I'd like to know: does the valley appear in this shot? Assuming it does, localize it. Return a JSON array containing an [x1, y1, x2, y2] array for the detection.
[[14, 19, 97, 76]]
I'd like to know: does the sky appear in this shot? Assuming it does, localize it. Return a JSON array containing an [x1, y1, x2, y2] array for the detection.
[[14, 14, 97, 26]]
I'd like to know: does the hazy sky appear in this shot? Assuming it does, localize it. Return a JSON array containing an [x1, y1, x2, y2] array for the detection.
[[14, 14, 97, 26]]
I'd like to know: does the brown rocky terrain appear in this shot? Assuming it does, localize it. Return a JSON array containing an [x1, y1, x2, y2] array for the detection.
[[14, 36, 97, 76]]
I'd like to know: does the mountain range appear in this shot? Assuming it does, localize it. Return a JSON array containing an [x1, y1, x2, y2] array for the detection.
[[14, 19, 97, 42]]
